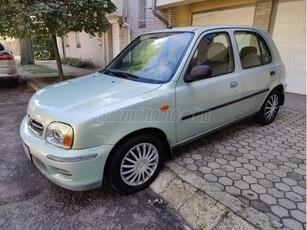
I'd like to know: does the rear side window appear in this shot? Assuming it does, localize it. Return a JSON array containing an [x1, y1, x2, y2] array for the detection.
[[234, 31, 272, 69], [0, 44, 5, 51], [187, 32, 235, 78]]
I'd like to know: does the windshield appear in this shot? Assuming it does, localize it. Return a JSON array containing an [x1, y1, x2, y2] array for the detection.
[[106, 32, 193, 84]]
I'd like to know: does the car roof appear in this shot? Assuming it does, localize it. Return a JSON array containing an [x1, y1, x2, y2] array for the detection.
[[144, 25, 261, 34]]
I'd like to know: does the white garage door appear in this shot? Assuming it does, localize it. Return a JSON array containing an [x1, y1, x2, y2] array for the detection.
[[272, 0, 306, 95], [192, 6, 255, 26]]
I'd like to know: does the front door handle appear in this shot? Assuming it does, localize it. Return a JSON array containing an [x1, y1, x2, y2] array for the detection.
[[270, 71, 276, 76], [230, 81, 238, 88]]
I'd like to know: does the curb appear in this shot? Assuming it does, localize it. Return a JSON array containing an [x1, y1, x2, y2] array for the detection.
[[150, 163, 284, 230], [18, 69, 43, 92]]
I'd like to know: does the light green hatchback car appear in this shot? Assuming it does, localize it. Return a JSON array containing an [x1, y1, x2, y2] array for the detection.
[[20, 26, 286, 193]]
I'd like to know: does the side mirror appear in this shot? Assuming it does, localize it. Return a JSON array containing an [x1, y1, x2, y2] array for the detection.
[[185, 65, 212, 82]]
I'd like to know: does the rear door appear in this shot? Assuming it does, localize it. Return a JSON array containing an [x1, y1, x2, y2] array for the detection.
[[233, 30, 277, 115]]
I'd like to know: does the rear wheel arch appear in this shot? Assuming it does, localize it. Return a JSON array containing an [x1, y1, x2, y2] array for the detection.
[[272, 84, 285, 106]]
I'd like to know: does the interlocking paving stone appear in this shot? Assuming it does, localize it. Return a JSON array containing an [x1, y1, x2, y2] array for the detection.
[[298, 181, 306, 189], [225, 186, 240, 196], [282, 177, 298, 186], [235, 167, 249, 175], [288, 172, 304, 181], [203, 174, 218, 182], [172, 94, 306, 230], [199, 167, 212, 174], [283, 218, 304, 230], [250, 171, 265, 179], [250, 200, 270, 213], [285, 192, 304, 202], [251, 184, 266, 194], [275, 183, 291, 192], [290, 210, 306, 223], [266, 174, 281, 183], [258, 179, 273, 188], [191, 153, 202, 160], [279, 198, 296, 210], [218, 177, 233, 186], [213, 169, 227, 177], [227, 172, 241, 181], [271, 205, 289, 218], [292, 186, 306, 196], [243, 175, 257, 184], [186, 164, 198, 171], [234, 180, 249, 190], [272, 169, 287, 178], [183, 158, 194, 164], [260, 194, 277, 205], [297, 203, 306, 212], [195, 160, 207, 167], [220, 165, 234, 172]]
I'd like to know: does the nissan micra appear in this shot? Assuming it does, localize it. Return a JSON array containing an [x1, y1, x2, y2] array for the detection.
[[20, 26, 286, 193]]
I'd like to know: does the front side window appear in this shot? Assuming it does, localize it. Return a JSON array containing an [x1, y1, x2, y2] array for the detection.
[[234, 31, 272, 69], [106, 32, 193, 84], [187, 32, 235, 78]]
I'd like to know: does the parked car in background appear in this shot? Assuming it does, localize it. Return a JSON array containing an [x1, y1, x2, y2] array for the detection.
[[0, 42, 18, 83], [20, 26, 286, 193]]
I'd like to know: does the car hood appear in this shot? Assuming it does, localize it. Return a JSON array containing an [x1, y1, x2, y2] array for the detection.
[[27, 73, 162, 121]]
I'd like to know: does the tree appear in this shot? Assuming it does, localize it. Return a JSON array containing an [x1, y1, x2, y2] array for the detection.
[[0, 0, 116, 80], [20, 38, 35, 65]]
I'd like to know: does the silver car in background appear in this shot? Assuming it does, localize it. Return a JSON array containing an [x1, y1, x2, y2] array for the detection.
[[0, 42, 18, 82]]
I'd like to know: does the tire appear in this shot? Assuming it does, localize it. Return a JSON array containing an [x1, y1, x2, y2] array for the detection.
[[255, 90, 281, 125], [108, 134, 165, 193]]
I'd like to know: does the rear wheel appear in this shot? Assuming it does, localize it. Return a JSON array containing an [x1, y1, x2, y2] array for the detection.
[[255, 90, 281, 125], [108, 134, 165, 193]]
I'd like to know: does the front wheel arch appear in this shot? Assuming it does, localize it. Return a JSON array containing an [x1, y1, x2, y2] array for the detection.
[[103, 128, 172, 181]]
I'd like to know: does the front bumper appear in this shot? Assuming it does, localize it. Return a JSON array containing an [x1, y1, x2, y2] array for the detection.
[[20, 116, 114, 191]]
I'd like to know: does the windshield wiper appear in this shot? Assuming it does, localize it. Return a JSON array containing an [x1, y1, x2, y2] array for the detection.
[[100, 69, 139, 81], [112, 71, 139, 80], [100, 69, 115, 76]]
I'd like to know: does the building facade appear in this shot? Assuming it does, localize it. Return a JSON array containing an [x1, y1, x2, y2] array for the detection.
[[60, 0, 306, 95]]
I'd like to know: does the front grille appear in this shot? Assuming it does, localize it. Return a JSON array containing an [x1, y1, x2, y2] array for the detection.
[[28, 116, 44, 136]]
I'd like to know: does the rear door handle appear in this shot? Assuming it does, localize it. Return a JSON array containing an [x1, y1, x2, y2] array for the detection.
[[230, 81, 238, 88], [270, 71, 276, 76]]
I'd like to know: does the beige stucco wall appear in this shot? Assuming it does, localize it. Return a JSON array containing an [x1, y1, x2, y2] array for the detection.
[[62, 30, 113, 68]]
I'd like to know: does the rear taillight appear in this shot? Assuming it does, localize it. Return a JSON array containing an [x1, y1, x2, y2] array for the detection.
[[0, 53, 14, 60]]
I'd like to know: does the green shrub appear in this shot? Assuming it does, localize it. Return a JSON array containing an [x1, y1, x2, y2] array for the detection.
[[61, 57, 94, 68], [32, 37, 55, 60]]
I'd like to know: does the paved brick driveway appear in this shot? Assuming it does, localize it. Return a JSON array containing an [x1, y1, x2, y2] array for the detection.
[[173, 93, 306, 230]]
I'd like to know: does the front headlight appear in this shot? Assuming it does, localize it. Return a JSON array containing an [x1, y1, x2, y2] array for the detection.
[[46, 122, 74, 149]]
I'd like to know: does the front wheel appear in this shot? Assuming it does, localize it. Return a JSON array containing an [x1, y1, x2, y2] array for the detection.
[[255, 90, 281, 125], [108, 134, 165, 193]]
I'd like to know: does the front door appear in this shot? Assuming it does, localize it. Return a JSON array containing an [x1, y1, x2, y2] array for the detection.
[[175, 31, 243, 143]]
